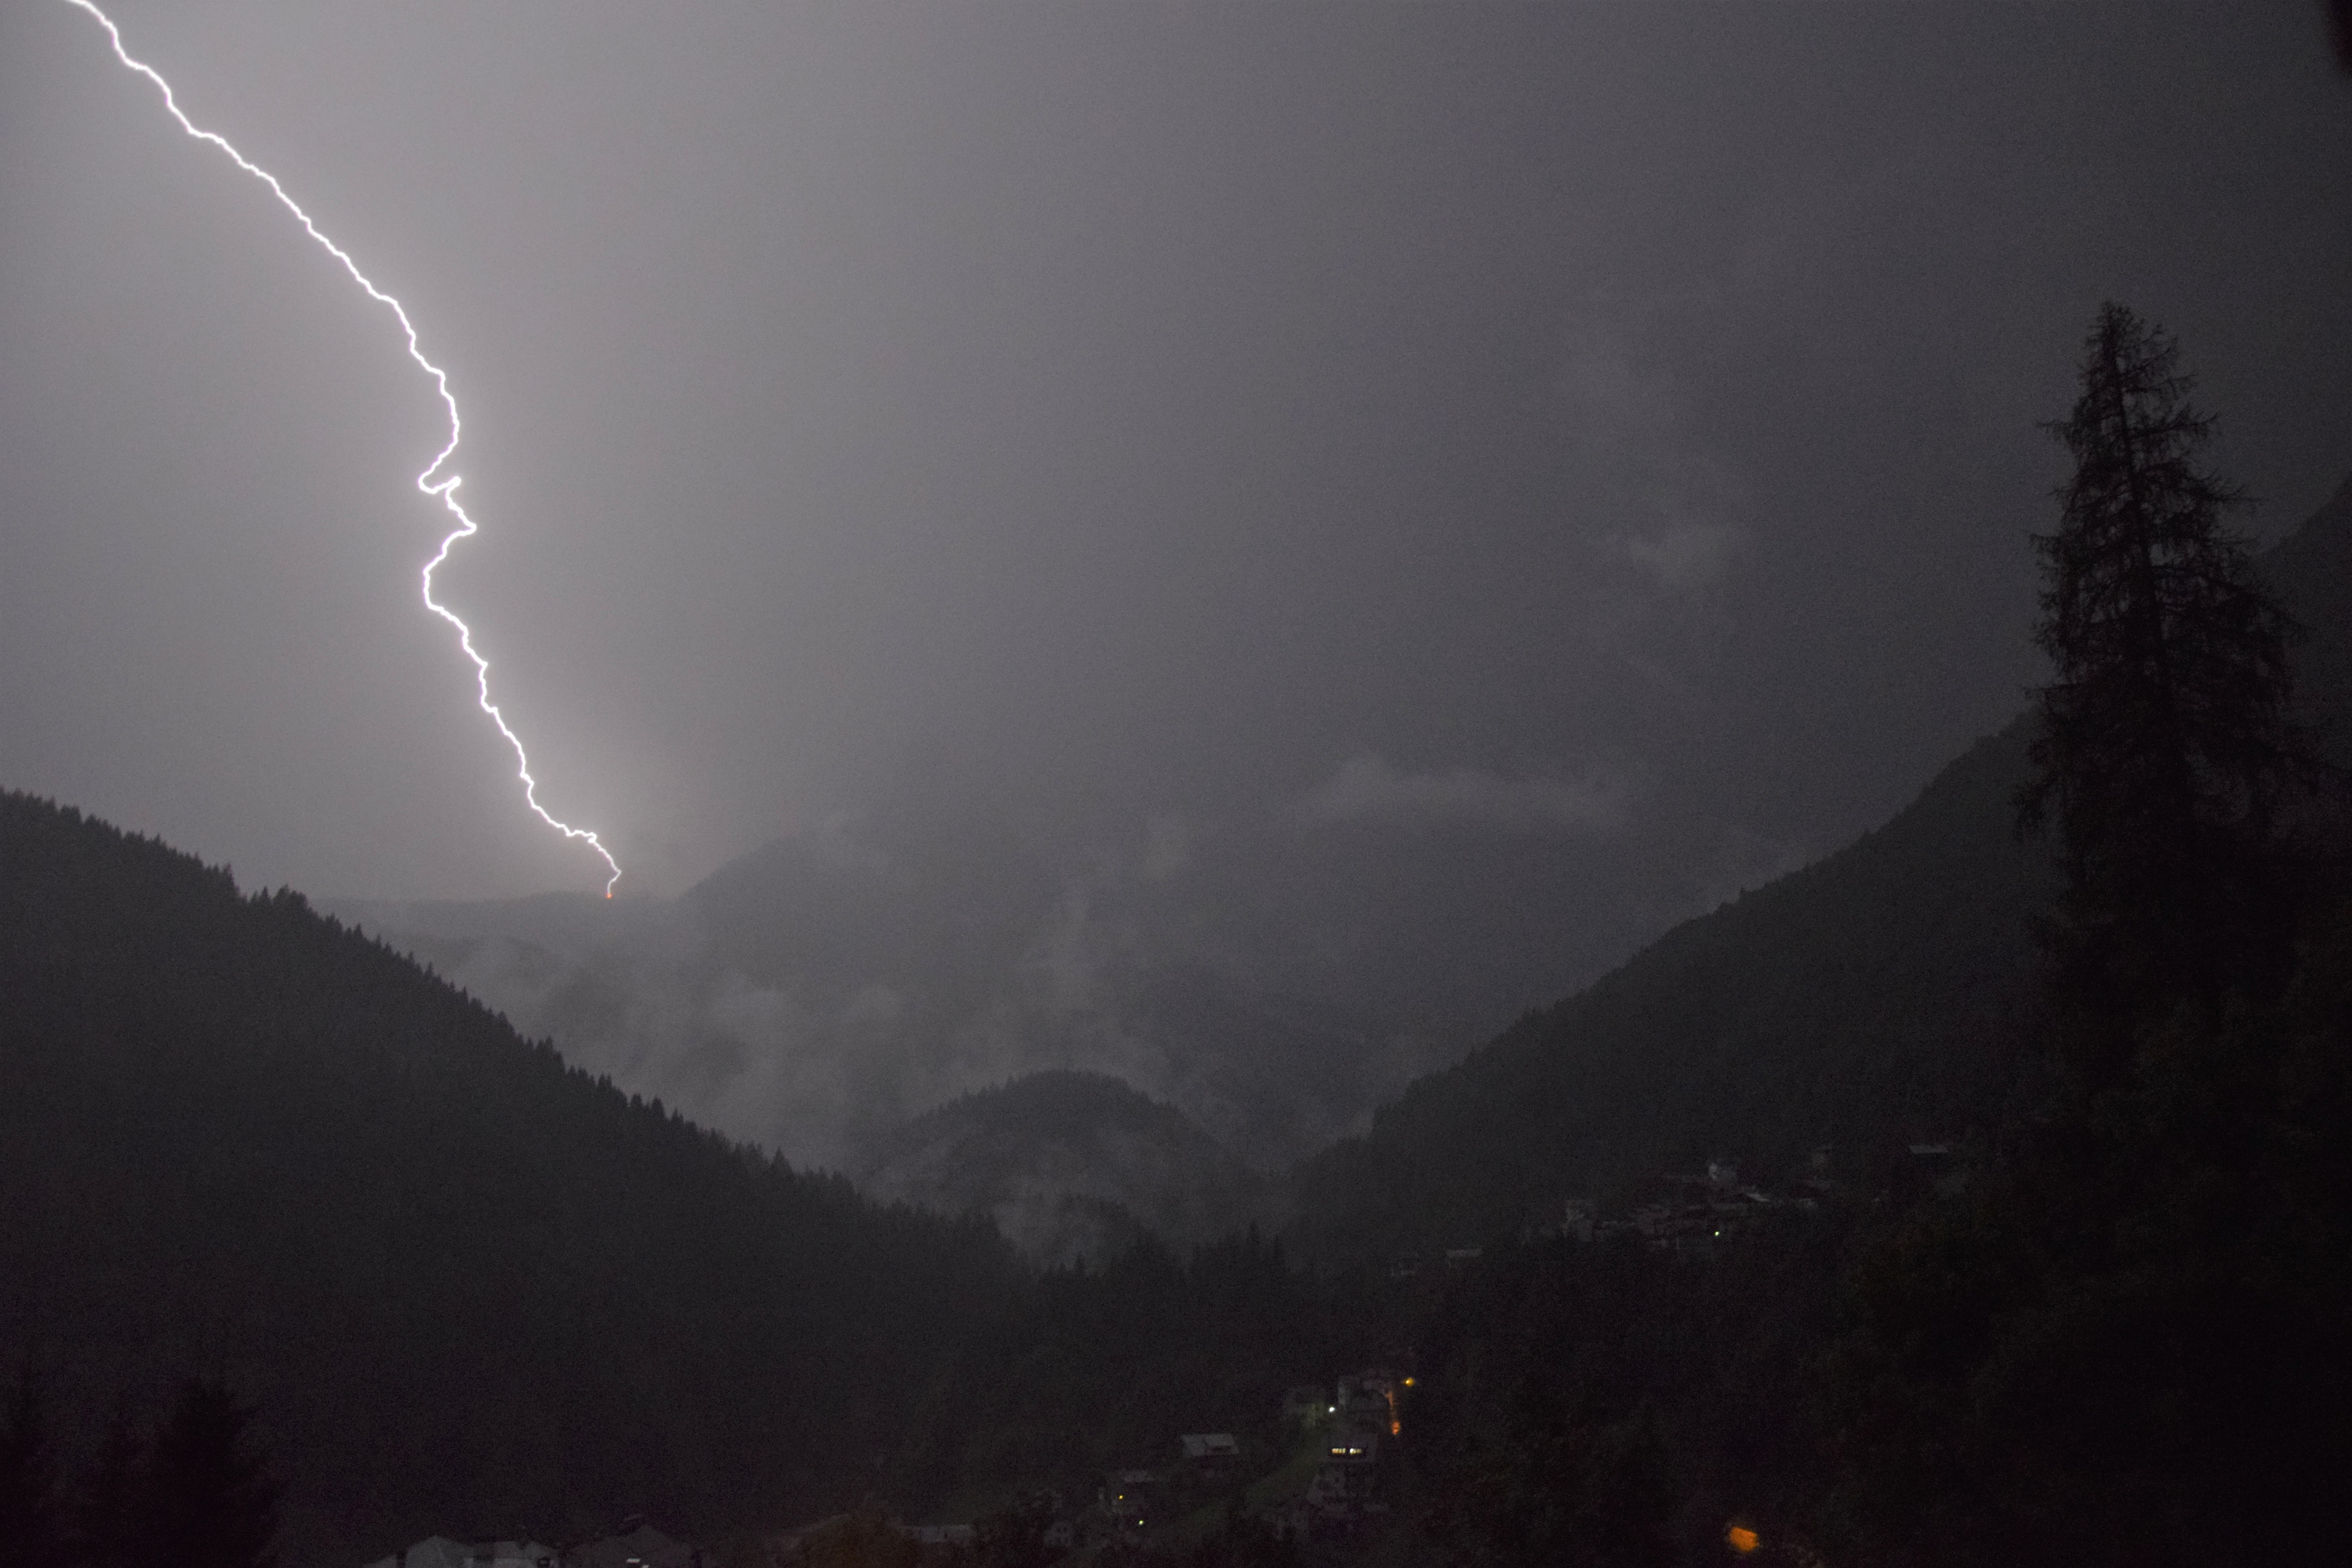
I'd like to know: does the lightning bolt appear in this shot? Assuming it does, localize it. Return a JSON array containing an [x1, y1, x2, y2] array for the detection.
[[63, 0, 624, 897]]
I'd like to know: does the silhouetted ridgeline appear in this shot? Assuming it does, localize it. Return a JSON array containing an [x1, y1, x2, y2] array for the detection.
[[2267, 474, 2352, 768], [0, 793, 1355, 1563], [1292, 473, 2352, 1262], [1289, 720, 2056, 1258], [0, 793, 1020, 1558], [9, 468, 2345, 1562]]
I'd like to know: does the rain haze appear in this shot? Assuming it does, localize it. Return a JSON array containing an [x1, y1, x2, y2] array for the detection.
[[5, 1, 2351, 1161]]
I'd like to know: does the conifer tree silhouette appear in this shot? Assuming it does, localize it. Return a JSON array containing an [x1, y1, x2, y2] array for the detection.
[[2022, 302, 2314, 1033]]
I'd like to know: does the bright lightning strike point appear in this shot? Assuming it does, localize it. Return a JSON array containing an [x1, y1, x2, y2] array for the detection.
[[64, 0, 624, 897]]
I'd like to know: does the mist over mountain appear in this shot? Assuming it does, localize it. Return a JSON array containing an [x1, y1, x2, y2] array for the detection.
[[0, 790, 1009, 1560], [851, 1070, 1269, 1268], [7, 463, 2344, 1560], [329, 788, 1798, 1181], [0, 790, 1356, 1562], [5, 2, 2349, 1558], [337, 475, 2351, 1260]]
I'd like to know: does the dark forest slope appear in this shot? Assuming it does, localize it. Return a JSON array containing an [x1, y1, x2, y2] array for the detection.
[[1295, 474, 2352, 1261], [1292, 722, 2056, 1258], [0, 793, 1015, 1562], [2268, 473, 2352, 765]]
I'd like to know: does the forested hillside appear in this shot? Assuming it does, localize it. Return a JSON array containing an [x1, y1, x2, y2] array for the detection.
[[1290, 719, 2054, 1257], [6, 428, 2339, 1561], [1294, 474, 2352, 1261], [0, 791, 1022, 1556], [0, 795, 1348, 1563], [2268, 475, 2352, 764]]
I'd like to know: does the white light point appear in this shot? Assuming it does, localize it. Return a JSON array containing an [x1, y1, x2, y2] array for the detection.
[[64, 0, 623, 897]]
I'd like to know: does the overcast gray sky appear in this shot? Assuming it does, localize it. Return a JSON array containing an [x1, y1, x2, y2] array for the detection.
[[5, 0, 2350, 916]]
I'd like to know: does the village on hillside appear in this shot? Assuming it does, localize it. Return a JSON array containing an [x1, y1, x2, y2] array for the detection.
[[362, 1139, 1984, 1568], [361, 1368, 1408, 1568]]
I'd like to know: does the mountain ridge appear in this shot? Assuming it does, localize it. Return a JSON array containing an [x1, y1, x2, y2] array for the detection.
[[0, 791, 1018, 1561], [851, 1069, 1270, 1266], [1285, 469, 2352, 1259]]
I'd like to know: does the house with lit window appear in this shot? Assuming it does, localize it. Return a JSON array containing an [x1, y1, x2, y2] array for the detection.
[[1305, 1427, 1382, 1517]]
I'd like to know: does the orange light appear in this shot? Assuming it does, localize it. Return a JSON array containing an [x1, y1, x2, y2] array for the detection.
[[1726, 1525, 1760, 1555]]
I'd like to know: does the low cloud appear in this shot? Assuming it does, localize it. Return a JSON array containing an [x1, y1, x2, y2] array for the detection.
[[1299, 755, 1628, 835]]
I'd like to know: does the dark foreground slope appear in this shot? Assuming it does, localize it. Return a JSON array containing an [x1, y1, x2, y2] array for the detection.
[[1293, 722, 2056, 1258], [0, 793, 1016, 1561], [1296, 474, 2352, 1261], [2268, 474, 2352, 766]]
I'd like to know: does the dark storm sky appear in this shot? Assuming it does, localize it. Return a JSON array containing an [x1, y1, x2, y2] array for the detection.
[[4, 0, 2349, 907]]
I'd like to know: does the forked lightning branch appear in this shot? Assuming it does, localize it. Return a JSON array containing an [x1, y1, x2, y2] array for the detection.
[[63, 0, 624, 896]]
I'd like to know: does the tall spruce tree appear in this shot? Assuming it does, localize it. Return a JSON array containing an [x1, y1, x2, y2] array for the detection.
[[1822, 310, 2351, 1568], [2022, 302, 2312, 1025]]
